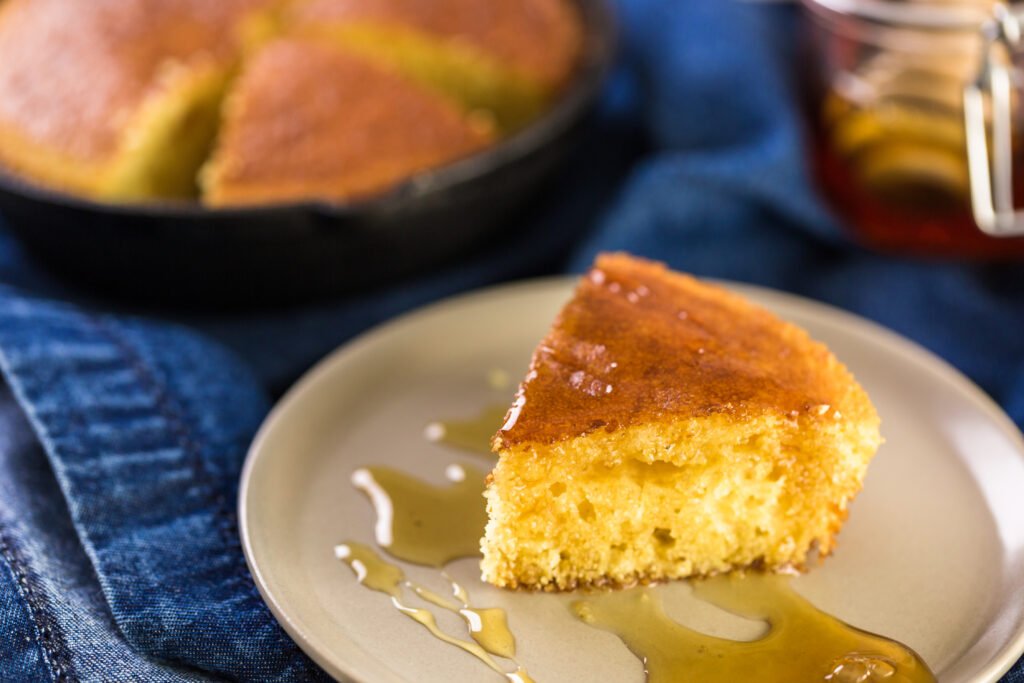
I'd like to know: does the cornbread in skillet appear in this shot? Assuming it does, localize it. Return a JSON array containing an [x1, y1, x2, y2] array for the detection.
[[286, 0, 584, 130], [0, 0, 274, 200], [0, 0, 584, 203], [482, 253, 882, 591], [201, 40, 495, 206]]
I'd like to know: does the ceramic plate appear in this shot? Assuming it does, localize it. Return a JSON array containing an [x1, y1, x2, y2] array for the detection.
[[239, 277, 1024, 683]]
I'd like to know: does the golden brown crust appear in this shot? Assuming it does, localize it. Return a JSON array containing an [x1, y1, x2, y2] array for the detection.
[[0, 0, 268, 164], [203, 39, 495, 205], [289, 0, 583, 91], [496, 253, 873, 449]]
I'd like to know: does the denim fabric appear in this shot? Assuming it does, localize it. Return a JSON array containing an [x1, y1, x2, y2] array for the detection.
[[0, 381, 215, 683], [0, 297, 325, 681], [0, 1, 1022, 681]]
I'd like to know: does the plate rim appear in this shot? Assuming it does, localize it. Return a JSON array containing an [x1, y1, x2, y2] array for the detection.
[[239, 275, 1024, 683]]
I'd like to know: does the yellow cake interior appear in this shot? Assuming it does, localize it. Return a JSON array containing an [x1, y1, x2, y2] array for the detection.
[[483, 410, 879, 591], [104, 65, 232, 200]]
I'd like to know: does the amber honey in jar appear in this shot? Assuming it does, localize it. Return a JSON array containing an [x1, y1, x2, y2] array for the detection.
[[802, 0, 1024, 259]]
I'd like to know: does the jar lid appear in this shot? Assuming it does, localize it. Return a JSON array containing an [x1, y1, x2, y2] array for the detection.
[[803, 0, 1000, 31]]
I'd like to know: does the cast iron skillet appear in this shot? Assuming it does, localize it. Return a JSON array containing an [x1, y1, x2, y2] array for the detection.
[[0, 0, 615, 308]]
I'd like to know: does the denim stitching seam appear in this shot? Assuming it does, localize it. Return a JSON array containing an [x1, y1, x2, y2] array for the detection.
[[88, 318, 252, 585], [0, 304, 312, 679], [0, 523, 77, 683], [88, 317, 307, 674]]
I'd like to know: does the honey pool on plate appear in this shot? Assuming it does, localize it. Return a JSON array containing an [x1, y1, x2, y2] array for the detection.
[[332, 394, 935, 682]]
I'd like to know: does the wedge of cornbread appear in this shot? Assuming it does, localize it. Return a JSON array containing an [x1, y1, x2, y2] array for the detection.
[[201, 40, 495, 206], [0, 0, 275, 201], [482, 253, 882, 591], [285, 0, 583, 130]]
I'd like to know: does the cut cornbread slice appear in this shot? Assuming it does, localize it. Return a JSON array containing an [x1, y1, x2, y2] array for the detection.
[[0, 0, 278, 201], [285, 0, 583, 131], [482, 253, 882, 591], [201, 39, 495, 206]]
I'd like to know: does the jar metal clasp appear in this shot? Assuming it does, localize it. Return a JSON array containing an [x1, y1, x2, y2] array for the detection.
[[964, 3, 1024, 235]]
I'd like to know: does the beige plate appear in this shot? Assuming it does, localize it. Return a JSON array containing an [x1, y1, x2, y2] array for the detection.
[[239, 277, 1024, 683]]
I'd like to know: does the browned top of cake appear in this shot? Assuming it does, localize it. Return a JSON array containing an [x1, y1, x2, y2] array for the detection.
[[290, 0, 583, 90], [496, 253, 868, 449], [203, 39, 495, 205], [0, 0, 267, 162]]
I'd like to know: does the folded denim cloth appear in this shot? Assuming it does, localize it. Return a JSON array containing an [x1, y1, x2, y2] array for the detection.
[[1, 1, 1022, 681]]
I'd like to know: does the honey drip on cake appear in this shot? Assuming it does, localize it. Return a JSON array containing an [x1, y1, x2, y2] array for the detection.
[[343, 463, 531, 681], [335, 542, 531, 682], [572, 574, 936, 683], [424, 403, 509, 457]]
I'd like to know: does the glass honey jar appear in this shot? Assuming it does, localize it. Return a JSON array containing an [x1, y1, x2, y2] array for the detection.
[[802, 0, 1024, 259]]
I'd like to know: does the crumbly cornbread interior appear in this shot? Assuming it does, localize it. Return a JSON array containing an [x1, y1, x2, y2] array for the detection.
[[0, 0, 581, 204], [483, 411, 879, 591], [482, 253, 882, 591]]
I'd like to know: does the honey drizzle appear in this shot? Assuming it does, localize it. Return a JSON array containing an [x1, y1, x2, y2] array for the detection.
[[345, 463, 529, 680], [572, 574, 936, 683], [423, 404, 508, 457], [339, 402, 936, 683], [351, 464, 488, 567], [408, 575, 517, 659], [336, 542, 531, 682]]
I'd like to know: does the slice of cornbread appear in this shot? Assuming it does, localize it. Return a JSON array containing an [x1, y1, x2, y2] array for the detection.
[[482, 253, 882, 591], [285, 0, 583, 131], [201, 40, 495, 206], [0, 0, 276, 201]]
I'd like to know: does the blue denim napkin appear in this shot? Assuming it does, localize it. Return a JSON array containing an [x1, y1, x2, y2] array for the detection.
[[2, 1, 1023, 681]]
